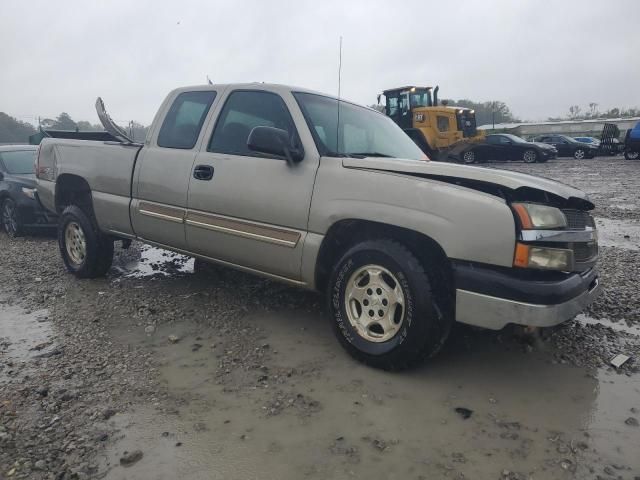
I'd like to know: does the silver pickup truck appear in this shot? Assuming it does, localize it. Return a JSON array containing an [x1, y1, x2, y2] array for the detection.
[[36, 83, 600, 369]]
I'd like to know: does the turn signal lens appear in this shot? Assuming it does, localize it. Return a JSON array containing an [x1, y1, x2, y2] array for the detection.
[[513, 243, 530, 267], [513, 242, 573, 270], [512, 203, 567, 230]]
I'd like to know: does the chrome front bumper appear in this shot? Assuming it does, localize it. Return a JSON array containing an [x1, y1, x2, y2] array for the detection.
[[455, 277, 601, 330]]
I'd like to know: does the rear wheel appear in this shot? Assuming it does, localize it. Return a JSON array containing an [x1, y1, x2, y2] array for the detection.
[[462, 149, 476, 164], [58, 205, 113, 278], [1, 198, 22, 238], [574, 148, 586, 159], [625, 150, 639, 160], [328, 239, 452, 370], [523, 149, 538, 163]]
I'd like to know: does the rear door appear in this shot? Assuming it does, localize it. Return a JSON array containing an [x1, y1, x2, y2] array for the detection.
[[552, 136, 571, 156], [185, 88, 320, 281], [475, 135, 499, 160], [131, 89, 218, 249]]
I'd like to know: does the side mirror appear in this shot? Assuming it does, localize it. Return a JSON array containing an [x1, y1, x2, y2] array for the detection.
[[247, 126, 303, 164]]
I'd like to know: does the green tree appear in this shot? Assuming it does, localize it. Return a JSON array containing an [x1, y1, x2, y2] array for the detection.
[[444, 99, 519, 126], [51, 112, 77, 130], [76, 121, 102, 131], [0, 112, 37, 143]]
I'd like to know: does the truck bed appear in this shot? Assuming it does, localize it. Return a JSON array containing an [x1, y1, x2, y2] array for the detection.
[[37, 138, 143, 236]]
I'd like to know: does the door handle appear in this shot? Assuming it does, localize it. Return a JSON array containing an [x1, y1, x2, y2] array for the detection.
[[193, 165, 214, 181]]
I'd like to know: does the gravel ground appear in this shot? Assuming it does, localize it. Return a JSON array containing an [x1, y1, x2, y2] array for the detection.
[[1, 156, 639, 480]]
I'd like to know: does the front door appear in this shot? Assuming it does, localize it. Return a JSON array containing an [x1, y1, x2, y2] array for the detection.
[[186, 89, 319, 281], [131, 90, 218, 249]]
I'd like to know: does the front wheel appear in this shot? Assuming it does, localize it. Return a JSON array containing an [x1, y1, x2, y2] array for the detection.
[[574, 148, 586, 159], [625, 150, 639, 160], [58, 205, 114, 278], [1, 198, 22, 238], [523, 149, 538, 163], [328, 239, 452, 370]]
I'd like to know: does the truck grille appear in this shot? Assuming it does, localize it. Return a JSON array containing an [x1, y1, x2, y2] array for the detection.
[[562, 209, 594, 230], [573, 242, 598, 262]]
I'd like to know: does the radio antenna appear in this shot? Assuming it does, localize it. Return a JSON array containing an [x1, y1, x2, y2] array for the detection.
[[336, 36, 343, 155]]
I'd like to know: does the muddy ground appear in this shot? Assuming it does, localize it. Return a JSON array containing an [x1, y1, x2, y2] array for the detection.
[[1, 157, 639, 480]]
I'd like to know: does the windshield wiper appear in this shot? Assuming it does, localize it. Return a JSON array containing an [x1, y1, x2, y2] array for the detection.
[[347, 152, 393, 158]]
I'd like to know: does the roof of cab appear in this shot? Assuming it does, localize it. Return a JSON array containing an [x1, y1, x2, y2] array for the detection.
[[170, 83, 331, 98]]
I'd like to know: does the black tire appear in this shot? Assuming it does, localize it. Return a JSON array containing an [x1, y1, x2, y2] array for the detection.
[[1, 198, 22, 238], [625, 150, 639, 160], [573, 148, 586, 159], [327, 239, 452, 370], [523, 149, 538, 163], [58, 205, 114, 278]]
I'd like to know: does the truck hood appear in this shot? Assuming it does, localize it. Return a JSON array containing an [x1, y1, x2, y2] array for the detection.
[[342, 157, 594, 209]]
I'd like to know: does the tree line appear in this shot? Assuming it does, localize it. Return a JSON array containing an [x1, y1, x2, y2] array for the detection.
[[549, 104, 640, 122], [0, 112, 148, 144]]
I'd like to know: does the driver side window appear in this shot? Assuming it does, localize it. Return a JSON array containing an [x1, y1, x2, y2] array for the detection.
[[208, 90, 297, 157]]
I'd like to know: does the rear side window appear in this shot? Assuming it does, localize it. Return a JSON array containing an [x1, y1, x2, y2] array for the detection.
[[436, 115, 449, 132], [157, 91, 216, 149], [208, 90, 297, 156]]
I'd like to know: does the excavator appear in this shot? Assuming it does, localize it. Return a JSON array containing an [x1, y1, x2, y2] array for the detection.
[[378, 86, 485, 161]]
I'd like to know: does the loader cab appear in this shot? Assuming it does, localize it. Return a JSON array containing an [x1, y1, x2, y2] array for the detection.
[[382, 86, 433, 130]]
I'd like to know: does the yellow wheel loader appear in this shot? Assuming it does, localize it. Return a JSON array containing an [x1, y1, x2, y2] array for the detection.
[[378, 86, 485, 161]]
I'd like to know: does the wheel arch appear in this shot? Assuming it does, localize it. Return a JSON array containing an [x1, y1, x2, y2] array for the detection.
[[404, 128, 435, 158], [55, 174, 95, 215], [314, 219, 454, 308]]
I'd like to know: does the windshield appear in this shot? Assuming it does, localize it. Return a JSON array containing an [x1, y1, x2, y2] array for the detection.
[[0, 150, 36, 174], [410, 89, 432, 108], [294, 92, 425, 160]]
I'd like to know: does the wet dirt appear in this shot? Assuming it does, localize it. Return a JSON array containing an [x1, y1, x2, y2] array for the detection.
[[0, 302, 53, 383], [595, 218, 640, 250], [97, 309, 640, 480], [2, 157, 640, 479]]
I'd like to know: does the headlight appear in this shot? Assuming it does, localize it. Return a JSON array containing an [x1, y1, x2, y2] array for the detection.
[[21, 187, 37, 200], [512, 203, 567, 229], [514, 243, 574, 271]]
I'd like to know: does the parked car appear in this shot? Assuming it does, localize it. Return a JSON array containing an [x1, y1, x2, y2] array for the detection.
[[576, 136, 624, 156], [533, 135, 599, 159], [462, 134, 557, 163], [624, 122, 640, 160], [0, 145, 57, 237], [36, 83, 600, 370]]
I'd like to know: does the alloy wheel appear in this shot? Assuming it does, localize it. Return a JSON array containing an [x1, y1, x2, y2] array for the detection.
[[344, 264, 405, 343], [65, 221, 87, 265], [462, 150, 476, 163], [523, 150, 537, 163], [2, 201, 18, 237], [574, 149, 585, 159]]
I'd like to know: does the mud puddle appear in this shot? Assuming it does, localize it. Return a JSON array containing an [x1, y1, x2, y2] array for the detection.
[[576, 313, 640, 336], [596, 217, 640, 250], [113, 245, 194, 279], [99, 311, 640, 479], [0, 302, 53, 383]]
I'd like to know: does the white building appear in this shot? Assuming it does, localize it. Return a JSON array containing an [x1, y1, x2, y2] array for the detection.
[[478, 117, 640, 140]]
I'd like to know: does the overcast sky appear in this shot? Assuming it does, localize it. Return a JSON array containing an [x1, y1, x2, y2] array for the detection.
[[2, 0, 639, 126]]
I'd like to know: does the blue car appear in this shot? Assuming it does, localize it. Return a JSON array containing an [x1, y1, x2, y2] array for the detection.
[[624, 122, 640, 160]]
